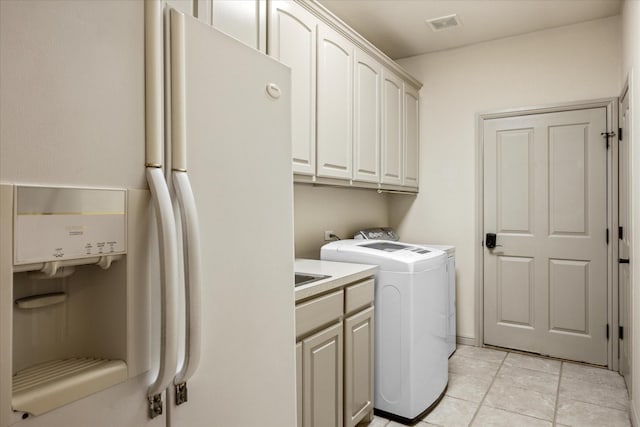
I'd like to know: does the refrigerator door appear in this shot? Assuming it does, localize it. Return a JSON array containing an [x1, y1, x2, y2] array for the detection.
[[167, 11, 296, 427], [0, 1, 170, 426]]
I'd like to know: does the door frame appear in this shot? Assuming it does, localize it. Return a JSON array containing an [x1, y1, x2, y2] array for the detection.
[[474, 98, 619, 369]]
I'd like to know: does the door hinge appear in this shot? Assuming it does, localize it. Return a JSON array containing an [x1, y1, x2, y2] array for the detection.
[[606, 228, 609, 245], [619, 127, 623, 141], [619, 226, 624, 240], [601, 131, 616, 149], [619, 258, 630, 264], [175, 382, 188, 405], [606, 323, 610, 340], [619, 325, 624, 340]]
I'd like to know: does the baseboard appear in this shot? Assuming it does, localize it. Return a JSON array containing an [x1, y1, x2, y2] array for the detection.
[[631, 399, 639, 427], [456, 336, 476, 347]]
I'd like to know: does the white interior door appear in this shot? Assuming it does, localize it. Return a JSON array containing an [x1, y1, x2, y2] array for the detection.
[[618, 88, 631, 388], [483, 108, 609, 365]]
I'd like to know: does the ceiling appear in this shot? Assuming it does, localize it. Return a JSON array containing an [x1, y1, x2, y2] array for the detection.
[[317, 0, 622, 59]]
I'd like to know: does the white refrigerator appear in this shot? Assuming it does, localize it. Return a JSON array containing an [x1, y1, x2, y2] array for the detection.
[[0, 1, 296, 426]]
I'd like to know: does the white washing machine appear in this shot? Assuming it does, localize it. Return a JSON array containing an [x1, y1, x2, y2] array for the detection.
[[321, 240, 448, 424], [355, 228, 457, 357]]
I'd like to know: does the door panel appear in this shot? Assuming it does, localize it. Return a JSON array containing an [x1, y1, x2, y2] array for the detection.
[[353, 50, 381, 183], [549, 259, 589, 333], [268, 1, 317, 176], [496, 256, 534, 328], [381, 70, 403, 185], [403, 84, 419, 187], [484, 108, 608, 365], [317, 25, 353, 179], [549, 124, 589, 235], [303, 322, 343, 427], [497, 129, 533, 233]]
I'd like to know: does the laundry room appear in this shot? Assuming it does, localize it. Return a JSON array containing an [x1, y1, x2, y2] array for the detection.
[[0, 1, 639, 427]]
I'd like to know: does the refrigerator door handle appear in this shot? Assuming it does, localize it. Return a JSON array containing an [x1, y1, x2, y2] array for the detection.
[[170, 9, 203, 404], [146, 167, 180, 417], [172, 171, 202, 403]]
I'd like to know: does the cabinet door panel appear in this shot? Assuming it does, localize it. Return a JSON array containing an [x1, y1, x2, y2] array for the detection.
[[317, 26, 353, 180], [403, 84, 419, 188], [344, 307, 374, 427], [211, 0, 266, 52], [303, 322, 343, 427], [268, 1, 317, 175], [353, 50, 381, 183], [381, 70, 403, 185]]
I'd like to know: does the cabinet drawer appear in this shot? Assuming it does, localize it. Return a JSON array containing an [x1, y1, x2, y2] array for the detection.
[[296, 289, 344, 339], [345, 278, 374, 314]]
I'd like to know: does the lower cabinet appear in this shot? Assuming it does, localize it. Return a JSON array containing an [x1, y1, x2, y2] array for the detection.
[[295, 278, 375, 427], [344, 307, 374, 427], [302, 322, 344, 427]]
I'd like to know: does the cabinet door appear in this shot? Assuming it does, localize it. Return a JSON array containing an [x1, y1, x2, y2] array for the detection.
[[211, 0, 267, 52], [317, 25, 353, 180], [268, 1, 317, 175], [303, 322, 343, 427], [403, 83, 419, 188], [381, 69, 403, 185], [296, 341, 303, 427], [353, 50, 381, 184], [344, 307, 374, 427]]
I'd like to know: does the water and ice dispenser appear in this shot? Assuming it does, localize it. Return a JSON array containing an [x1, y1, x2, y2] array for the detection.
[[2, 185, 150, 420]]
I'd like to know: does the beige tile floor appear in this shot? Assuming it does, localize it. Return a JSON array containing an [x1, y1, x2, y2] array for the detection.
[[360, 344, 630, 427]]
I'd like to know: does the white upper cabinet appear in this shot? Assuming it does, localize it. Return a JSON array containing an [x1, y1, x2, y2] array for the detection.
[[268, 1, 318, 176], [381, 70, 403, 186], [353, 50, 381, 184], [210, 0, 267, 52], [316, 25, 354, 180], [265, 0, 422, 191], [403, 84, 419, 188]]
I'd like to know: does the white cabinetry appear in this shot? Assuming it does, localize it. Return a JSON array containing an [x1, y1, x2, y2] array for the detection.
[[303, 322, 344, 427], [268, 1, 318, 175], [342, 279, 375, 426], [317, 25, 354, 180], [381, 70, 403, 186], [403, 83, 420, 188], [353, 50, 381, 184], [295, 277, 375, 427], [266, 0, 422, 192], [210, 0, 267, 51]]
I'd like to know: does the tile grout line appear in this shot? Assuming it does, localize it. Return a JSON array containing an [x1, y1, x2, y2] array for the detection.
[[552, 361, 564, 426], [466, 350, 509, 426]]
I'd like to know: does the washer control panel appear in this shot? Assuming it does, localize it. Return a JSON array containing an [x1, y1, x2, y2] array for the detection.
[[354, 227, 399, 241]]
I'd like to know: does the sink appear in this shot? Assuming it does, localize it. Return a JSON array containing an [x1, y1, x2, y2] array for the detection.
[[294, 272, 331, 287]]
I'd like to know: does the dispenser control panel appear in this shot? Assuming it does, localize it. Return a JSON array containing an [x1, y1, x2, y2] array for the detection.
[[14, 186, 127, 264]]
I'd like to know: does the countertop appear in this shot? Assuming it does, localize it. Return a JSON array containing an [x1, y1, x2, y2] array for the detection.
[[294, 258, 377, 302]]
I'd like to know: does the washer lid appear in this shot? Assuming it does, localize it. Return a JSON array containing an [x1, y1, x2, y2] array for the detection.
[[321, 240, 446, 272]]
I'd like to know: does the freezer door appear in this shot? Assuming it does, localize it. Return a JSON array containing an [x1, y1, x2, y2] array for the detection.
[[168, 10, 296, 427]]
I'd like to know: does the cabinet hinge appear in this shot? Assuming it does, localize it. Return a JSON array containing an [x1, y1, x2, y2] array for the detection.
[[606, 228, 609, 245], [619, 127, 623, 141], [606, 323, 610, 340], [619, 258, 630, 264], [601, 131, 615, 149], [619, 226, 624, 240], [619, 325, 624, 340]]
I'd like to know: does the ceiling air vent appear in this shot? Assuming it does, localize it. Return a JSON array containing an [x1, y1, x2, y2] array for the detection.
[[425, 14, 461, 32]]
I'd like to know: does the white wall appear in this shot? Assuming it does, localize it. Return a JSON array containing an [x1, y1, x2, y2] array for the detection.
[[293, 184, 389, 259], [392, 16, 621, 340], [621, 1, 640, 424]]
